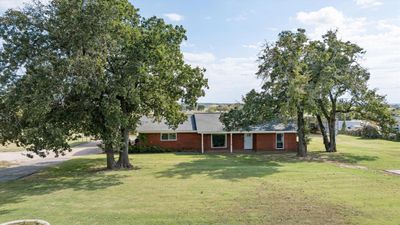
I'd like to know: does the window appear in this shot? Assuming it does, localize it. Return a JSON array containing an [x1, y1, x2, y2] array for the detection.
[[211, 134, 227, 148], [276, 133, 284, 149], [160, 133, 177, 141]]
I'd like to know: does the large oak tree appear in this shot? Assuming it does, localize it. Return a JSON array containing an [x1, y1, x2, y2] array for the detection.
[[222, 29, 311, 157], [308, 31, 395, 152], [0, 0, 208, 169], [222, 29, 394, 156]]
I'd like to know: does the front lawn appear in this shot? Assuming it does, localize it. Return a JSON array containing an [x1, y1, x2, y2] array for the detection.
[[0, 135, 399, 225]]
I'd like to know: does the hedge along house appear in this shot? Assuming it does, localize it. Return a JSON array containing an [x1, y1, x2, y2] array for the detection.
[[137, 113, 298, 153]]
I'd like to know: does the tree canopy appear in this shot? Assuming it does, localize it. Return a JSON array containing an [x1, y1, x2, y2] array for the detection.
[[308, 30, 395, 152], [221, 29, 395, 156], [222, 29, 311, 156], [0, 0, 208, 169]]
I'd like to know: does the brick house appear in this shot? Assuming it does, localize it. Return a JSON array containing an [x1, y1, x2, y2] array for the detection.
[[137, 113, 298, 153]]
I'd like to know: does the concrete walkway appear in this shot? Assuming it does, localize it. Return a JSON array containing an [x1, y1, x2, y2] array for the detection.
[[0, 141, 102, 182], [385, 170, 400, 175]]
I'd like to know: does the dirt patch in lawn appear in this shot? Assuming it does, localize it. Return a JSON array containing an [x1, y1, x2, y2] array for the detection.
[[219, 182, 360, 225], [338, 164, 367, 170]]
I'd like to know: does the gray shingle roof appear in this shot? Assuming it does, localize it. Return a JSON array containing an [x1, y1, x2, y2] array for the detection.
[[194, 113, 225, 132], [249, 122, 297, 132], [137, 114, 196, 132], [137, 113, 297, 133]]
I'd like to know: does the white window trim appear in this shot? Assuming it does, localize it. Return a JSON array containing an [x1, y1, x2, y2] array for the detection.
[[160, 133, 177, 141], [211, 133, 227, 148], [276, 133, 284, 150]]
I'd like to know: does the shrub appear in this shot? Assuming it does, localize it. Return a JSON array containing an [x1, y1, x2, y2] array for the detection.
[[128, 145, 175, 154], [344, 128, 361, 137], [395, 132, 400, 141], [360, 124, 381, 139]]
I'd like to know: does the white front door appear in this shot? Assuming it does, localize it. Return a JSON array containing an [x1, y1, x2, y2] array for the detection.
[[244, 133, 253, 150]]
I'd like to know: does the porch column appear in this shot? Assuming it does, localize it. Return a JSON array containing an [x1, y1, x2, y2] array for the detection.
[[230, 133, 233, 153], [201, 133, 204, 154]]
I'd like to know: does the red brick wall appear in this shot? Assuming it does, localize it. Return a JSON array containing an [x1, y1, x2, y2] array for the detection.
[[254, 133, 298, 151], [143, 133, 201, 151], [140, 132, 297, 152], [254, 133, 275, 150], [284, 133, 298, 151], [232, 134, 244, 150]]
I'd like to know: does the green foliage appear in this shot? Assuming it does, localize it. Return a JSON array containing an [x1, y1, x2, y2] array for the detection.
[[0, 0, 208, 163], [128, 145, 174, 154], [137, 133, 147, 145], [222, 29, 311, 156], [340, 120, 347, 133], [221, 90, 275, 131], [361, 124, 381, 139], [355, 90, 396, 136], [396, 133, 400, 141], [257, 29, 311, 118], [197, 105, 205, 111], [308, 30, 395, 150], [343, 124, 381, 139]]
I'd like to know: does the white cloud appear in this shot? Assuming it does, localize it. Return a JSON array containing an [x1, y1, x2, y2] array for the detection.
[[184, 52, 261, 103], [242, 42, 263, 50], [295, 7, 400, 103], [184, 52, 216, 64], [354, 0, 383, 8], [296, 7, 367, 38], [163, 13, 184, 22], [0, 0, 26, 11], [0, 0, 49, 11]]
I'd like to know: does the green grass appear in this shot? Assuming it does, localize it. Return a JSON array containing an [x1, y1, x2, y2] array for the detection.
[[0, 135, 399, 225]]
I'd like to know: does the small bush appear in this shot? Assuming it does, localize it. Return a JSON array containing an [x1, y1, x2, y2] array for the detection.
[[128, 145, 175, 154], [395, 132, 400, 141], [344, 129, 362, 137], [360, 124, 381, 139]]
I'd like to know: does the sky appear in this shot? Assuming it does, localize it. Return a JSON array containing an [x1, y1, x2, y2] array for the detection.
[[1, 0, 399, 103]]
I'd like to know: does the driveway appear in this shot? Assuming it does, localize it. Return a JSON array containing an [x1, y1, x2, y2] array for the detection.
[[0, 141, 102, 182]]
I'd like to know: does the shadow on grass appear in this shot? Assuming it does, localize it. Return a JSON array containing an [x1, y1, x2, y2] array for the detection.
[[156, 151, 379, 181], [0, 158, 126, 211], [307, 152, 379, 164], [155, 154, 288, 181]]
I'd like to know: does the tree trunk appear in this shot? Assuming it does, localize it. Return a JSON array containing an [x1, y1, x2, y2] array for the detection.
[[116, 128, 133, 169], [328, 117, 337, 152], [105, 143, 116, 170], [316, 114, 330, 151], [297, 109, 307, 157]]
